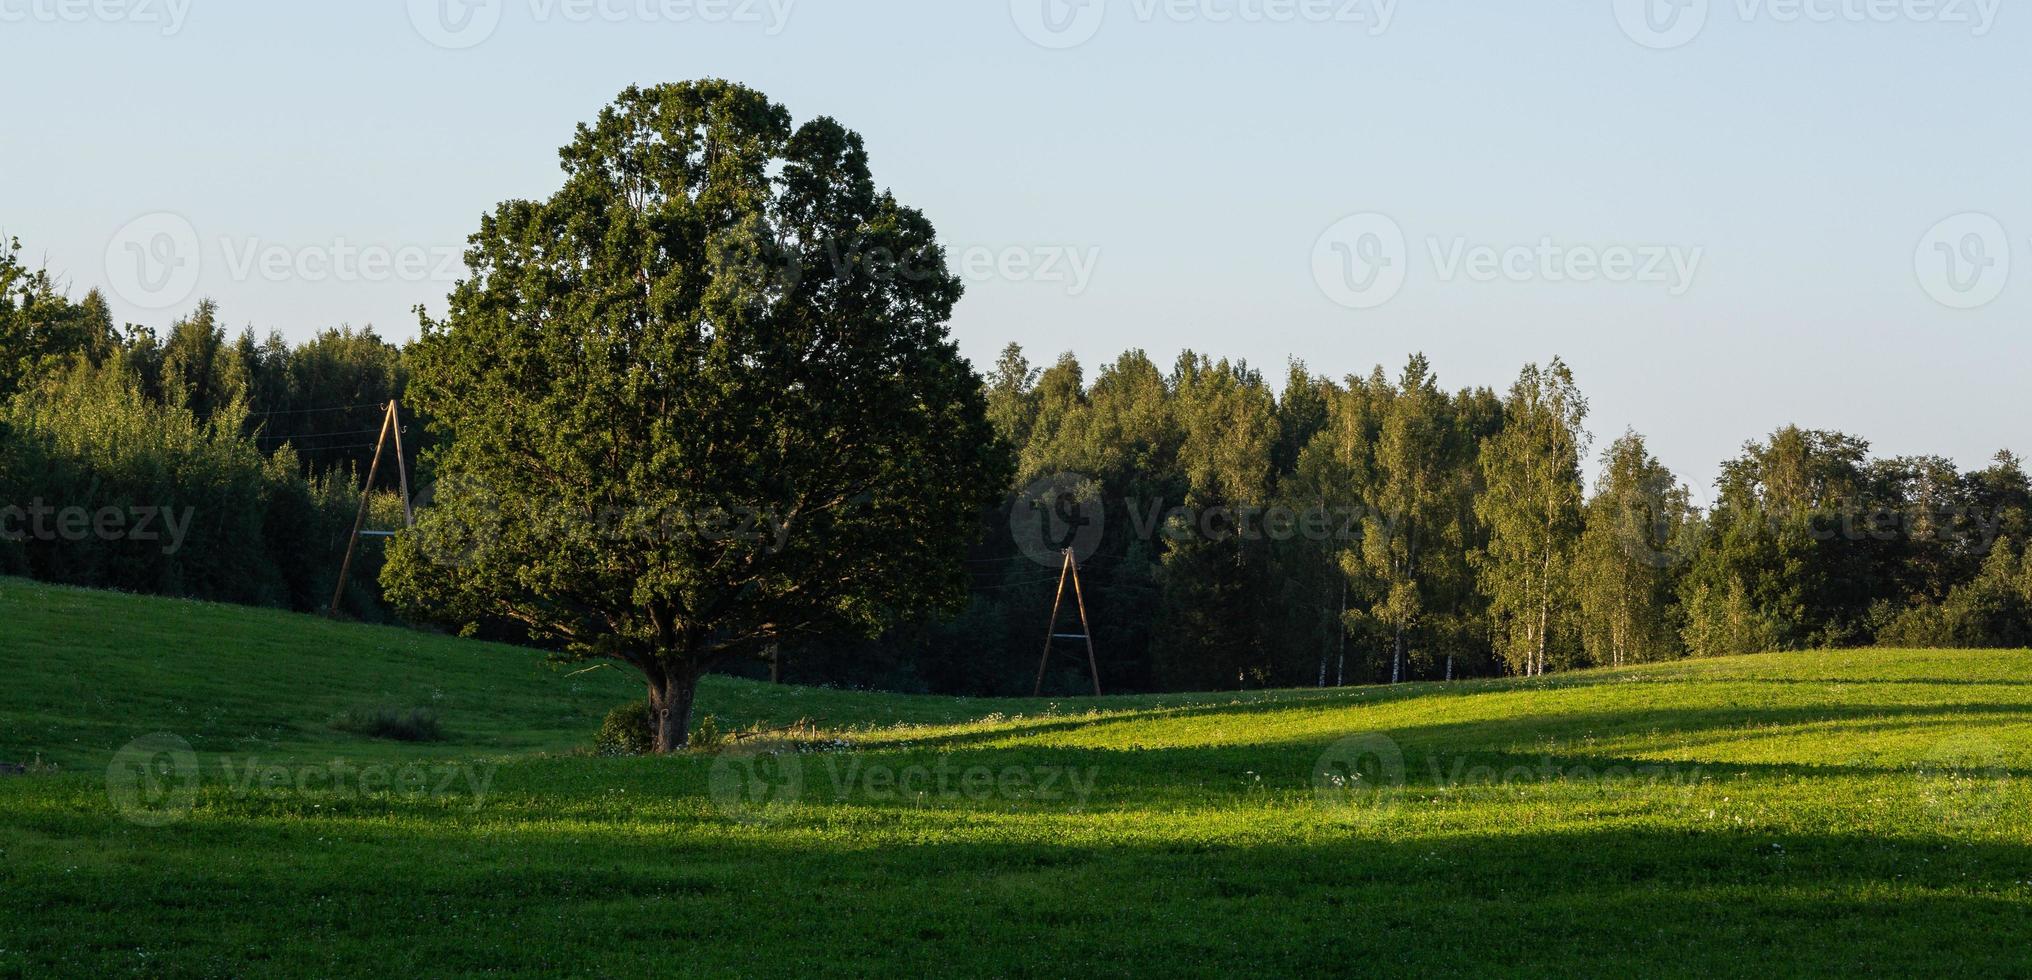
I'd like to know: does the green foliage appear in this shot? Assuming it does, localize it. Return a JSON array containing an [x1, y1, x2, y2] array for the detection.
[[1576, 432, 1690, 666], [1668, 426, 2028, 656], [984, 343, 1040, 449], [329, 705, 445, 742], [1348, 356, 1491, 682], [0, 357, 392, 615], [1877, 540, 2032, 649], [595, 699, 655, 756], [383, 81, 1011, 751], [229, 324, 412, 478], [690, 713, 726, 752], [160, 300, 231, 422], [0, 239, 116, 401], [1474, 359, 1589, 677]]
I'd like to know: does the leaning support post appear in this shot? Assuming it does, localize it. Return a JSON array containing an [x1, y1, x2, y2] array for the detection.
[[1033, 550, 1073, 697], [1033, 549, 1101, 698], [389, 397, 414, 528], [329, 402, 395, 617], [1068, 552, 1102, 697]]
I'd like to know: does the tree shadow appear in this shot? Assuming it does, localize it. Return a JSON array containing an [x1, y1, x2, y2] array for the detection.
[[20, 814, 2026, 976]]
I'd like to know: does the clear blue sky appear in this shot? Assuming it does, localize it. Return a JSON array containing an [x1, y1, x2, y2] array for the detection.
[[4, 0, 2026, 497]]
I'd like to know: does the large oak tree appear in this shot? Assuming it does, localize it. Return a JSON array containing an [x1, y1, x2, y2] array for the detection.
[[383, 81, 1009, 751]]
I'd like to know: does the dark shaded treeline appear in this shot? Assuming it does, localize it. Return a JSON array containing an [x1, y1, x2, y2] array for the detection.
[[1, 240, 412, 615], [775, 345, 2031, 695]]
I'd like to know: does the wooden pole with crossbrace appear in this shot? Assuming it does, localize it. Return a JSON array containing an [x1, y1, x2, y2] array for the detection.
[[1033, 549, 1101, 697]]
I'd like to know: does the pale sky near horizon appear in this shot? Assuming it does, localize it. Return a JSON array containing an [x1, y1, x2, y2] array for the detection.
[[3, 0, 2026, 501]]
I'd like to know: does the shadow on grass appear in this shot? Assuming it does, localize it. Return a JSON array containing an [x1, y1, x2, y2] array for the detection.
[[897, 693, 2032, 760], [6, 815, 2028, 977]]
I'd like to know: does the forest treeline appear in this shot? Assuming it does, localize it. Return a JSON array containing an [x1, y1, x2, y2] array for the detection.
[[4, 234, 2029, 693], [0, 239, 410, 615], [781, 345, 2032, 694]]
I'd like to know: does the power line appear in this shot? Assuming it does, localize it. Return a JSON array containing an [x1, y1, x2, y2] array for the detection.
[[245, 402, 389, 418], [282, 440, 388, 453], [972, 575, 1071, 591], [255, 426, 392, 442]]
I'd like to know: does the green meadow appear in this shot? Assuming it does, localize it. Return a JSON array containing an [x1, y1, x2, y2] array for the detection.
[[2, 576, 2028, 977]]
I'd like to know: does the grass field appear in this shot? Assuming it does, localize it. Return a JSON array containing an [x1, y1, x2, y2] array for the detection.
[[2, 576, 2029, 976]]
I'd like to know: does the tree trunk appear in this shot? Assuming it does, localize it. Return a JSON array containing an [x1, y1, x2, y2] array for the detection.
[[1392, 626, 1404, 684], [1335, 578, 1348, 686], [650, 671, 700, 754]]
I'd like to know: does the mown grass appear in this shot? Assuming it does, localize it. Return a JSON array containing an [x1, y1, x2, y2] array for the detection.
[[1, 576, 2029, 976]]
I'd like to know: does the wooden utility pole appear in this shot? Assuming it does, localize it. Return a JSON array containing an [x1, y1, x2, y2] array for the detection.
[[1033, 549, 1101, 697], [329, 400, 415, 617]]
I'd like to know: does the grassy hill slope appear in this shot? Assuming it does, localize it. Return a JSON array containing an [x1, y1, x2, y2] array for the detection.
[[1, 578, 2029, 976]]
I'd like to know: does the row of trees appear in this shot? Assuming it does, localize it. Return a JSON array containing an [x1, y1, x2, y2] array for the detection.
[[1, 238, 409, 615], [8, 223, 2028, 697], [3, 238, 413, 478], [781, 344, 2031, 694]]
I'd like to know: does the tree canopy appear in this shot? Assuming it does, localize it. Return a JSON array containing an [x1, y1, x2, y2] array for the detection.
[[380, 81, 1009, 751]]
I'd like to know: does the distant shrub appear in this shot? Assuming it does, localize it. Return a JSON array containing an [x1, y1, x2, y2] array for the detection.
[[596, 699, 653, 756], [330, 706, 443, 742], [691, 714, 726, 753], [595, 702, 736, 754]]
